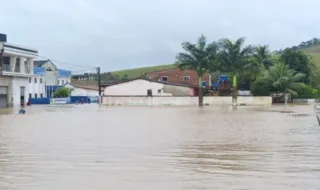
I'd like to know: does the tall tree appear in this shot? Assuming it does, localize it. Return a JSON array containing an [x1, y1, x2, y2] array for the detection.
[[218, 37, 253, 105], [280, 49, 311, 84], [242, 45, 273, 90], [261, 62, 306, 104], [253, 45, 273, 69], [176, 34, 219, 106]]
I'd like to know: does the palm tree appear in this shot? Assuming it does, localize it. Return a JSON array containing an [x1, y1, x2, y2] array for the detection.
[[253, 45, 273, 69], [218, 37, 253, 106], [176, 35, 219, 106], [243, 57, 263, 90], [243, 45, 273, 90], [262, 62, 306, 104]]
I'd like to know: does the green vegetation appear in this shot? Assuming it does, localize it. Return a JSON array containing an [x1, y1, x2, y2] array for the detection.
[[176, 35, 219, 106], [260, 63, 306, 103], [217, 37, 253, 105], [53, 87, 72, 98], [176, 35, 320, 106], [111, 64, 176, 79], [107, 37, 320, 81], [98, 36, 320, 105]]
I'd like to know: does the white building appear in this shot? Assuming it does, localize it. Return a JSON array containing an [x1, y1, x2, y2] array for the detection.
[[33, 59, 71, 97], [33, 59, 71, 86], [28, 67, 46, 99], [0, 34, 38, 107], [64, 83, 101, 96], [104, 78, 194, 96]]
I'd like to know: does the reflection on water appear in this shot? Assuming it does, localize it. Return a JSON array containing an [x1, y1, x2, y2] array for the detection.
[[0, 105, 319, 190]]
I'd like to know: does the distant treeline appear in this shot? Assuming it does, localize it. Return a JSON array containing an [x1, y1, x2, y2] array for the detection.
[[274, 38, 320, 54]]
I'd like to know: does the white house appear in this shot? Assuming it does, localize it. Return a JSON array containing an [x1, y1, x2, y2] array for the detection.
[[0, 33, 38, 107], [64, 83, 101, 96], [103, 78, 194, 96]]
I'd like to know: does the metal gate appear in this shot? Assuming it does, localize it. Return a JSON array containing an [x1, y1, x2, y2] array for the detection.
[[0, 86, 8, 108]]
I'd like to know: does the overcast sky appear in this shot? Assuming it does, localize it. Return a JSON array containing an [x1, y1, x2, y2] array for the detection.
[[1, 0, 320, 72]]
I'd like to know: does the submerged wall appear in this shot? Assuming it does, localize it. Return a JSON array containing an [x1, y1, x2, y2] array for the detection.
[[102, 96, 272, 106]]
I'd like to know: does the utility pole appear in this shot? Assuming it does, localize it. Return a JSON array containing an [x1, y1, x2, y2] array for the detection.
[[97, 66, 101, 103]]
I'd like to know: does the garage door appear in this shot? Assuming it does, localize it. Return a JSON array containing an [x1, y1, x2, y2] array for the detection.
[[0, 86, 8, 108]]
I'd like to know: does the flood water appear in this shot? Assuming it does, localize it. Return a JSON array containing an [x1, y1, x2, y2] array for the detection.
[[0, 105, 319, 190]]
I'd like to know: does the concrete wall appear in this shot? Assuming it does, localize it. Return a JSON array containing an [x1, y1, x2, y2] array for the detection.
[[0, 76, 12, 106], [58, 77, 70, 85], [42, 62, 58, 85], [44, 71, 57, 85], [12, 77, 29, 106], [104, 79, 173, 96], [292, 99, 315, 104], [102, 96, 272, 106], [29, 76, 45, 98], [163, 84, 193, 96], [71, 87, 99, 96]]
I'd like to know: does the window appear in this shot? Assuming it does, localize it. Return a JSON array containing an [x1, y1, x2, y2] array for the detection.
[[158, 89, 162, 93], [183, 76, 190, 82], [162, 76, 168, 81], [40, 78, 43, 84], [147, 89, 152, 96], [29, 78, 31, 83], [34, 78, 37, 83], [40, 93, 43, 98], [35, 94, 37, 98], [29, 93, 32, 99], [62, 80, 64, 84], [57, 80, 60, 85]]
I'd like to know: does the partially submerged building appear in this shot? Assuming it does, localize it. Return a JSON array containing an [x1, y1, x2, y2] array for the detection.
[[146, 68, 211, 87], [103, 78, 196, 96], [0, 34, 38, 107]]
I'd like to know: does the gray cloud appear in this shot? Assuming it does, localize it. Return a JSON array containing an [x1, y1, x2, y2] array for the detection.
[[1, 0, 320, 72]]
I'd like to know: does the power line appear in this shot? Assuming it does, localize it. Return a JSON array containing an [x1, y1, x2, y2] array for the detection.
[[37, 55, 97, 70]]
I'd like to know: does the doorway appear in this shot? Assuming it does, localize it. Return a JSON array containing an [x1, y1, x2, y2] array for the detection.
[[0, 86, 8, 108], [20, 86, 25, 106]]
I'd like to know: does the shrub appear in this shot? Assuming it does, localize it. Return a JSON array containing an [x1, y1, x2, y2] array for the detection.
[[297, 85, 318, 99], [53, 87, 72, 98], [251, 79, 273, 96]]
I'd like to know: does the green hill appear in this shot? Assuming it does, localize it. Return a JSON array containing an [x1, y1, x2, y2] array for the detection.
[[111, 64, 176, 79], [110, 39, 320, 79], [299, 44, 320, 66]]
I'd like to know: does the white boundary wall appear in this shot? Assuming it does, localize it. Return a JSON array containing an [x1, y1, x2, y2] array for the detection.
[[102, 96, 272, 106]]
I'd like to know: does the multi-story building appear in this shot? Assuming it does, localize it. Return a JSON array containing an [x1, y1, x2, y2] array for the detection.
[[33, 59, 71, 97], [34, 59, 71, 85], [28, 66, 46, 99], [0, 33, 38, 107], [146, 68, 211, 87]]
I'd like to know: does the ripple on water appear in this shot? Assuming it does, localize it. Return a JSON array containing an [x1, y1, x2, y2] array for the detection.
[[0, 105, 319, 190]]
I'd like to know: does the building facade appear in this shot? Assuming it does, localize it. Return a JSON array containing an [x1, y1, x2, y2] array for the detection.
[[104, 78, 194, 96], [34, 60, 71, 86], [0, 34, 38, 107], [33, 59, 71, 97], [28, 67, 46, 99], [146, 68, 211, 87], [64, 83, 102, 96]]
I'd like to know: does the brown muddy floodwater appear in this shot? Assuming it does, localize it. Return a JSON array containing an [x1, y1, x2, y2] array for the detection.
[[0, 105, 319, 190]]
